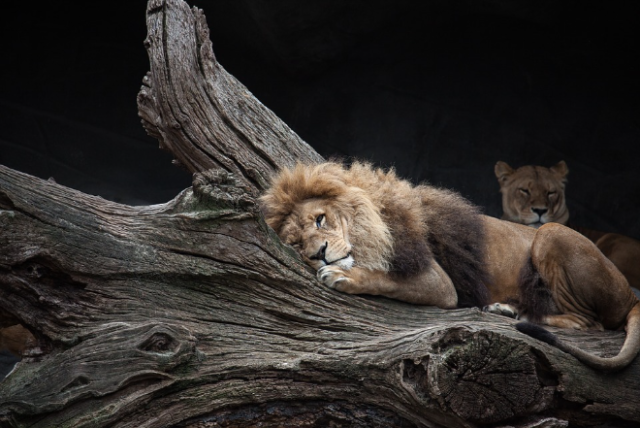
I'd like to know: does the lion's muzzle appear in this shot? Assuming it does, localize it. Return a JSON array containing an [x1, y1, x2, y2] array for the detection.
[[309, 241, 353, 269], [309, 241, 329, 264]]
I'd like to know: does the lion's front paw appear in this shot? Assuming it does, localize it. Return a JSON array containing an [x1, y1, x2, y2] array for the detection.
[[483, 302, 519, 319], [317, 265, 351, 289], [317, 265, 357, 293]]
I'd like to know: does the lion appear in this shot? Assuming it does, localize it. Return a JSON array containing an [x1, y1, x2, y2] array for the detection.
[[495, 160, 640, 291], [261, 161, 640, 371]]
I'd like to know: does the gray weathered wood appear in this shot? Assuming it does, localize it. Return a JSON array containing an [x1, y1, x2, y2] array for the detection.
[[1, 0, 639, 426], [137, 0, 322, 194]]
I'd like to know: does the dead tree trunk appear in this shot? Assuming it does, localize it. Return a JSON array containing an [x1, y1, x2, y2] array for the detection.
[[1, 1, 640, 427]]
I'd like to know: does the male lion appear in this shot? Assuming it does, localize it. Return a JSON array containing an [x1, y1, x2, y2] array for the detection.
[[495, 160, 640, 291], [261, 161, 640, 371]]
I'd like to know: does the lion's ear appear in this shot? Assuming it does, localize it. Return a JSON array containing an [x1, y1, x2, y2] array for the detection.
[[494, 161, 514, 184], [550, 160, 569, 181]]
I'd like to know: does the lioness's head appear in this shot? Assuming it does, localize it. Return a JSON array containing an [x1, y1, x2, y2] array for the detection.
[[495, 161, 569, 228], [260, 162, 393, 272]]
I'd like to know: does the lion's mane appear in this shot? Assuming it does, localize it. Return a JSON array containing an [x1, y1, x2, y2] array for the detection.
[[261, 162, 490, 307]]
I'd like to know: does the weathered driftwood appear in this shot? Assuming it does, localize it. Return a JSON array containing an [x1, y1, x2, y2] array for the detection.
[[1, 0, 640, 427]]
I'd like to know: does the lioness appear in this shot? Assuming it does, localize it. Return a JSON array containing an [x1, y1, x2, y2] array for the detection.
[[261, 161, 640, 371], [0, 324, 35, 357], [495, 160, 640, 291]]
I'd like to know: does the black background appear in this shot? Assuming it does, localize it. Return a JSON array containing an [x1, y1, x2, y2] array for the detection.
[[1, 0, 639, 238]]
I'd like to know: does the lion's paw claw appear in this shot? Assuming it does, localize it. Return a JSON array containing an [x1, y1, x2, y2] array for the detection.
[[483, 302, 519, 319]]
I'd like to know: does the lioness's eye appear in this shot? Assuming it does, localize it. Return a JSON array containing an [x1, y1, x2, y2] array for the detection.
[[315, 214, 325, 228], [519, 188, 530, 195], [548, 191, 556, 198]]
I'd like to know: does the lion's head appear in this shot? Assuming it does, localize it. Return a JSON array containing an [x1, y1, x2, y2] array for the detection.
[[259, 162, 394, 273], [495, 161, 569, 228]]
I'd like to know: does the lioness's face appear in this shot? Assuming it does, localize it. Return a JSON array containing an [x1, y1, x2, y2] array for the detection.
[[278, 200, 354, 271], [496, 162, 569, 228]]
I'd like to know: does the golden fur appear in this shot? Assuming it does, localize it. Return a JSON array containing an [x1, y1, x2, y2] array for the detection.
[[495, 160, 640, 291], [262, 161, 640, 371]]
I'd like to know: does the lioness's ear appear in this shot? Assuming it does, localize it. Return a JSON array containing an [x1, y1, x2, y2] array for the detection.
[[550, 161, 569, 181], [494, 161, 514, 184]]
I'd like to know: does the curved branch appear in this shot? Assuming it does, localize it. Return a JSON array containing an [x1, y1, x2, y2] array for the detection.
[[137, 0, 323, 194]]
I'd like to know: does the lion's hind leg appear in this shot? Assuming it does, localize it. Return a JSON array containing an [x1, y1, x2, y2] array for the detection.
[[531, 223, 636, 330], [482, 303, 596, 329], [540, 313, 603, 330], [483, 254, 557, 323], [514, 223, 640, 370]]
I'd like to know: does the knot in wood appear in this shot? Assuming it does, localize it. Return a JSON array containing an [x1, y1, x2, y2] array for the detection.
[[13, 256, 87, 292], [24, 262, 49, 279], [194, 169, 235, 187], [192, 169, 256, 212], [403, 328, 553, 425], [139, 332, 178, 354]]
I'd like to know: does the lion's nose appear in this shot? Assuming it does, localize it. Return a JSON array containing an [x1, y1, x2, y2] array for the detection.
[[311, 241, 328, 261], [318, 241, 328, 259]]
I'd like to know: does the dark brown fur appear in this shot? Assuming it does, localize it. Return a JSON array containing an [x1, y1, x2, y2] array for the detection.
[[516, 257, 555, 322], [416, 186, 491, 308]]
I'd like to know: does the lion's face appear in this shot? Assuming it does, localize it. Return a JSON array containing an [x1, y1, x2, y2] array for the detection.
[[260, 162, 393, 273], [278, 199, 354, 271], [495, 161, 569, 228]]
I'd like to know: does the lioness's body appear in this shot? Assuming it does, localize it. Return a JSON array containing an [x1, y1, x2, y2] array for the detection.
[[262, 162, 640, 371], [495, 160, 640, 291]]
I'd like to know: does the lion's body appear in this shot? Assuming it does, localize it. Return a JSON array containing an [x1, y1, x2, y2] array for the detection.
[[262, 161, 640, 371], [495, 160, 640, 291], [260, 162, 489, 308]]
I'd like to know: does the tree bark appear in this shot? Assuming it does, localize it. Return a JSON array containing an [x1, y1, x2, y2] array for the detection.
[[1, 0, 640, 427]]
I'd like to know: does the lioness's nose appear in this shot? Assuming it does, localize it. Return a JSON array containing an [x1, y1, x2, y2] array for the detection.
[[532, 208, 548, 216]]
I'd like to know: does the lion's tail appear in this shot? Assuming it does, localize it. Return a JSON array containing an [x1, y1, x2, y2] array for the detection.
[[516, 302, 640, 372]]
